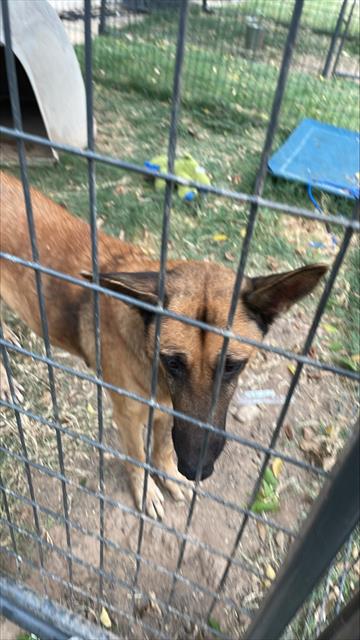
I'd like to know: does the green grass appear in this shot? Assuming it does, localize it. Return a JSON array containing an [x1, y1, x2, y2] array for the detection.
[[83, 29, 358, 133]]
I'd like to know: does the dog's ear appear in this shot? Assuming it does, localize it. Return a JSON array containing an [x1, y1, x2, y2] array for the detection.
[[243, 263, 328, 332], [81, 271, 161, 306]]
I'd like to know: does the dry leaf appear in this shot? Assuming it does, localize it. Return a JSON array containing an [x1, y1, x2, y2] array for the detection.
[[100, 606, 112, 629], [284, 423, 293, 440], [119, 229, 125, 241], [271, 458, 283, 479], [287, 364, 296, 376], [224, 251, 235, 262], [87, 402, 95, 415], [256, 522, 267, 542], [212, 233, 228, 242], [265, 564, 276, 581]]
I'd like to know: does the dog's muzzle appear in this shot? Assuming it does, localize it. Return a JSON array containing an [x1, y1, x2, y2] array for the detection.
[[177, 457, 214, 481]]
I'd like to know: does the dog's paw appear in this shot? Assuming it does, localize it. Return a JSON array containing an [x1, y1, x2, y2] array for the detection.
[[132, 472, 165, 520], [161, 475, 192, 502], [153, 461, 192, 502]]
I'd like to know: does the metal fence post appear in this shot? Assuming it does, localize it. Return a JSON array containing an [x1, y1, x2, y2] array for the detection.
[[322, 0, 349, 77], [99, 0, 107, 35]]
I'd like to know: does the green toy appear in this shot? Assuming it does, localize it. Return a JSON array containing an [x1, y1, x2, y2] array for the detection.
[[144, 152, 211, 202]]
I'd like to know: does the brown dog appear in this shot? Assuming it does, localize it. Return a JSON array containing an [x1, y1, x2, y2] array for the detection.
[[0, 171, 327, 518]]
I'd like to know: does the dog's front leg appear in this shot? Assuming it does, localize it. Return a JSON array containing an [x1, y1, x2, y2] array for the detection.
[[152, 411, 191, 502], [111, 394, 165, 520]]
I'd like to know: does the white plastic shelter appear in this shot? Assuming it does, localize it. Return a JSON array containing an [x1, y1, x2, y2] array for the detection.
[[0, 0, 88, 163]]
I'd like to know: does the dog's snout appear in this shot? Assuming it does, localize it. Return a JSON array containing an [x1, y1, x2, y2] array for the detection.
[[177, 457, 214, 481], [172, 420, 225, 482]]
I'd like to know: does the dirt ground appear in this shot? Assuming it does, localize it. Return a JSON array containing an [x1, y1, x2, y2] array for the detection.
[[1, 293, 358, 639]]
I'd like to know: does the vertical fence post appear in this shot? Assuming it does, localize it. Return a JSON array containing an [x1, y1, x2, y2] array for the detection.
[[99, 0, 107, 35], [332, 0, 356, 76], [322, 0, 349, 77]]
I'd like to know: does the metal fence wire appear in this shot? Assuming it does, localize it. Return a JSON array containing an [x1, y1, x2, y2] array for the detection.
[[0, 1, 359, 639]]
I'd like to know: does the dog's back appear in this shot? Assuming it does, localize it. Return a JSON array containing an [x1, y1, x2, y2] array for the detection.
[[0, 171, 146, 354]]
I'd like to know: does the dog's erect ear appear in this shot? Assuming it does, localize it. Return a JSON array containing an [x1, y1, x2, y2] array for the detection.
[[243, 264, 328, 332], [81, 271, 161, 306]]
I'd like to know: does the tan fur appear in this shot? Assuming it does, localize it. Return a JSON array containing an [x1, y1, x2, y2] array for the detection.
[[0, 171, 327, 518]]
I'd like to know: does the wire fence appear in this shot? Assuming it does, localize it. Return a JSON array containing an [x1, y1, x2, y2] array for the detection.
[[55, 0, 360, 132], [0, 0, 359, 639]]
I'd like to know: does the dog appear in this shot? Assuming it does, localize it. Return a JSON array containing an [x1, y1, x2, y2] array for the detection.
[[0, 171, 327, 518]]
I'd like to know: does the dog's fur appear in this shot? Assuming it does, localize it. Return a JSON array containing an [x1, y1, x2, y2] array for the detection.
[[0, 171, 327, 518]]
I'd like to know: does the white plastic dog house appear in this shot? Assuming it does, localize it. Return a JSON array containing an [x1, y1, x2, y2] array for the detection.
[[0, 0, 88, 164]]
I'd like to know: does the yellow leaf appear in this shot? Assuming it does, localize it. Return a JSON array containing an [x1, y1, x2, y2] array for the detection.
[[325, 425, 334, 437], [87, 403, 95, 415], [323, 323, 337, 335], [351, 353, 360, 363], [100, 606, 112, 629], [265, 564, 276, 581], [271, 458, 283, 479], [287, 364, 296, 376], [240, 228, 246, 238], [212, 233, 228, 242]]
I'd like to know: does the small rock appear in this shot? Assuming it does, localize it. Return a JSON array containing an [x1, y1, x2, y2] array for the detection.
[[275, 530, 286, 552], [234, 405, 261, 424]]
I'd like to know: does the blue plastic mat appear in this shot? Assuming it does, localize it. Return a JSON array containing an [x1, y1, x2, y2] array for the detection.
[[268, 119, 360, 199]]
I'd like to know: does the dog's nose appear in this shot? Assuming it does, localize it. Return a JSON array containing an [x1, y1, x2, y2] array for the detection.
[[177, 457, 214, 481]]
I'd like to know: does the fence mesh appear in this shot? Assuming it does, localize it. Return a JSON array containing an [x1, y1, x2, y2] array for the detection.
[[0, 1, 359, 639]]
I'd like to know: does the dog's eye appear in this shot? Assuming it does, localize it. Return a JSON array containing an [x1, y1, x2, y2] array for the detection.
[[223, 358, 247, 381], [160, 354, 186, 378]]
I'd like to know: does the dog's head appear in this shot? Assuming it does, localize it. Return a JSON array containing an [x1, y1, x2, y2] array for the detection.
[[92, 262, 327, 481]]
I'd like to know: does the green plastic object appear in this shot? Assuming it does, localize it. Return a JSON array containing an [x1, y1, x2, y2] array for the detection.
[[144, 153, 211, 202]]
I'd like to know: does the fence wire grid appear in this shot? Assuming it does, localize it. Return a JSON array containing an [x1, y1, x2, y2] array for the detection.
[[0, 1, 359, 639]]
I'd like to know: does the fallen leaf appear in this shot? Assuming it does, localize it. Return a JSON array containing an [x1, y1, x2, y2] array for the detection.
[[100, 606, 112, 629], [284, 423, 293, 440], [256, 522, 267, 543], [87, 403, 95, 415], [325, 425, 334, 437], [323, 323, 338, 335], [224, 251, 235, 262], [351, 353, 360, 363], [271, 458, 283, 479], [265, 564, 276, 581], [231, 174, 242, 185], [287, 364, 296, 376], [212, 233, 228, 242], [208, 618, 222, 632]]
